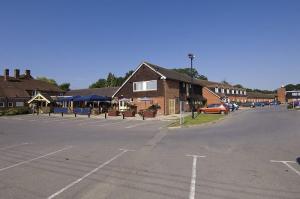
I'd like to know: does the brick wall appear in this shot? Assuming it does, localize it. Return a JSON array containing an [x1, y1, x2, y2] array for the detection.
[[165, 80, 180, 114], [202, 87, 221, 105], [277, 87, 286, 103]]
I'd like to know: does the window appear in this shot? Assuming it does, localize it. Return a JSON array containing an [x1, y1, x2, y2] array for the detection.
[[240, 90, 243, 95], [221, 88, 225, 93], [215, 88, 219, 93], [231, 90, 234, 94], [8, 102, 13, 107], [227, 89, 230, 94], [16, 102, 24, 107], [133, 80, 157, 92], [244, 91, 247, 95], [0, 102, 4, 107]]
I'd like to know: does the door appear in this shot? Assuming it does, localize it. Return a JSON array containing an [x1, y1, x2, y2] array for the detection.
[[169, 99, 176, 115]]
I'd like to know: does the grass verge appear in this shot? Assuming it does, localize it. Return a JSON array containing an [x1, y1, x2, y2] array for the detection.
[[169, 113, 224, 127]]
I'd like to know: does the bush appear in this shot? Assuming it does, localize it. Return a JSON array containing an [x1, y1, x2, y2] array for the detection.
[[0, 107, 30, 116]]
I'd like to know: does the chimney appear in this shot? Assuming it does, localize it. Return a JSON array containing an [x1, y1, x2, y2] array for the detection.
[[25, 69, 31, 77], [3, 69, 9, 81], [14, 69, 20, 79]]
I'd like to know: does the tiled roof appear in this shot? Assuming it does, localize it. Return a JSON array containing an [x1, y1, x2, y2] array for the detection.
[[144, 62, 243, 90], [65, 87, 119, 97], [247, 92, 276, 99], [0, 75, 63, 98]]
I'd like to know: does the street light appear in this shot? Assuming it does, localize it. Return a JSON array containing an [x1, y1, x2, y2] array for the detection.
[[188, 53, 195, 119]]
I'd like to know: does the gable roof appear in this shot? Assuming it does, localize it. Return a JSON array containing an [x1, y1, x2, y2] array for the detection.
[[112, 61, 209, 97], [0, 75, 63, 98], [65, 87, 119, 97]]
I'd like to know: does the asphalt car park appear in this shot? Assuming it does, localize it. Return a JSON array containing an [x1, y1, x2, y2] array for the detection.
[[0, 106, 299, 199]]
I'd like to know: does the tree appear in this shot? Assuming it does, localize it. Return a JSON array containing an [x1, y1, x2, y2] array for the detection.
[[106, 73, 118, 87], [234, 84, 244, 88], [89, 79, 107, 88], [59, 83, 71, 91], [172, 68, 208, 80], [285, 84, 300, 91], [221, 80, 229, 85], [36, 76, 58, 86]]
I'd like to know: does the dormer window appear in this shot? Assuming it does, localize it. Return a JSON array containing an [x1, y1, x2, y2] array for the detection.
[[227, 89, 230, 94], [221, 88, 225, 93], [231, 90, 234, 94], [244, 91, 247, 95], [215, 87, 219, 93]]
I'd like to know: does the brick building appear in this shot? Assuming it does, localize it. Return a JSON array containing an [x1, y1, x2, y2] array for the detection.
[[246, 92, 276, 103], [199, 80, 248, 104], [113, 62, 205, 115], [0, 68, 63, 109], [277, 86, 300, 103]]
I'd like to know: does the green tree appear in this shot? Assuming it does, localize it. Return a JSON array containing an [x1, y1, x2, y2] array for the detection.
[[106, 73, 118, 87], [234, 84, 244, 88], [36, 76, 58, 86], [89, 79, 107, 88], [285, 84, 300, 91], [59, 83, 71, 91], [172, 68, 208, 80]]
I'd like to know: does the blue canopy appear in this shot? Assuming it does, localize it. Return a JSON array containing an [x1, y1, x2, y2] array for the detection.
[[73, 95, 111, 102], [56, 95, 81, 102]]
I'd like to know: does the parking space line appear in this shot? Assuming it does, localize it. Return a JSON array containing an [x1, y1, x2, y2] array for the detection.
[[186, 154, 206, 199], [0, 146, 72, 172], [271, 160, 300, 176], [47, 148, 134, 199], [0, 142, 30, 150]]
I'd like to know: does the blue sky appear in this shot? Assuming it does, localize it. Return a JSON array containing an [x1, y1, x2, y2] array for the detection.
[[0, 0, 299, 89]]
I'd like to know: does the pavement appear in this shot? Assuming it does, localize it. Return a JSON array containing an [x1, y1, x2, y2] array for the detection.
[[0, 105, 299, 199]]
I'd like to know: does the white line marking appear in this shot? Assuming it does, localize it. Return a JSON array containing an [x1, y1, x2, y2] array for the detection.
[[47, 148, 134, 199], [271, 160, 300, 176], [0, 142, 30, 150], [0, 146, 72, 172], [186, 155, 206, 199]]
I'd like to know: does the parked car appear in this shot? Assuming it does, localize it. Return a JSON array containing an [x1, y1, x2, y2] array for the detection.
[[233, 103, 239, 110], [240, 102, 255, 108], [198, 104, 229, 114], [254, 102, 265, 107]]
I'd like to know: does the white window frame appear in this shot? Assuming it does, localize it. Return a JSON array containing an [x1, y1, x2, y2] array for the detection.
[[244, 91, 247, 95], [231, 90, 234, 94], [8, 102, 13, 107], [0, 102, 4, 107], [221, 88, 225, 93], [227, 89, 230, 94], [133, 80, 157, 92], [215, 87, 219, 93]]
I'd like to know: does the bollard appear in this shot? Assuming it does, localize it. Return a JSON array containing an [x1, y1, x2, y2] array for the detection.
[[105, 112, 107, 119], [143, 113, 145, 120], [88, 113, 90, 118], [122, 113, 125, 119], [75, 113, 77, 117], [49, 112, 51, 116], [61, 112, 64, 117]]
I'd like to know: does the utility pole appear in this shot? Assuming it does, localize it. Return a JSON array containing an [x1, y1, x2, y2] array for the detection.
[[188, 53, 195, 119]]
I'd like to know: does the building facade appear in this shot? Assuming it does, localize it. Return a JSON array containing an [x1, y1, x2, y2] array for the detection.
[[113, 62, 205, 115], [0, 69, 63, 109]]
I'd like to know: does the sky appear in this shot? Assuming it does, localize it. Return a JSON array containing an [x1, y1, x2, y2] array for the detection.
[[0, 0, 299, 90]]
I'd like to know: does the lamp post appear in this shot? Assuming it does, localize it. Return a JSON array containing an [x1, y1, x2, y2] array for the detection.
[[188, 53, 195, 119]]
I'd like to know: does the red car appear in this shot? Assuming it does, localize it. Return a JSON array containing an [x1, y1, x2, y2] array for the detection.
[[198, 104, 229, 114]]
